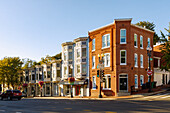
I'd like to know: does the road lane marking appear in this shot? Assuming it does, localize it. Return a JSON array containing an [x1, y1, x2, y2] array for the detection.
[[0, 110, 5, 112], [83, 109, 91, 111], [64, 108, 72, 110], [105, 111, 117, 113]]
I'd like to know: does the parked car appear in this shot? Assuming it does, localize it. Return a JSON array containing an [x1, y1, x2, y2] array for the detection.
[[0, 90, 22, 100]]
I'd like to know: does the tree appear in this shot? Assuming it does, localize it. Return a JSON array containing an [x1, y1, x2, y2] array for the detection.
[[160, 26, 170, 72], [0, 57, 23, 90], [22, 58, 37, 69], [136, 21, 160, 45]]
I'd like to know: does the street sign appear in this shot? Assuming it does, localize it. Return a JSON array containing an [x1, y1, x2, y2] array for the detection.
[[147, 70, 152, 75]]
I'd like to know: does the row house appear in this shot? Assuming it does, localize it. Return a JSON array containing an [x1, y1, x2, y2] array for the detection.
[[22, 59, 62, 97], [60, 37, 89, 97], [88, 18, 154, 96], [153, 42, 170, 86]]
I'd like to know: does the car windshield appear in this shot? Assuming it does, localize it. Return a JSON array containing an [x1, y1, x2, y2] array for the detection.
[[13, 90, 21, 93]]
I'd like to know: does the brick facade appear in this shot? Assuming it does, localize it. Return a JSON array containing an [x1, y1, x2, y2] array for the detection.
[[89, 18, 154, 97]]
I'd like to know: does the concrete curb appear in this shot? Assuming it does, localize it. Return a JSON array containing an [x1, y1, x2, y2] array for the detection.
[[28, 97, 118, 100]]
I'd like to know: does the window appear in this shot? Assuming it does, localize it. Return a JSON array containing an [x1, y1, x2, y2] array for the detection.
[[82, 48, 86, 57], [68, 46, 72, 49], [82, 42, 86, 45], [26, 76, 29, 81], [64, 67, 67, 75], [68, 52, 72, 60], [140, 35, 143, 48], [32, 74, 35, 80], [77, 49, 80, 58], [92, 56, 95, 69], [39, 74, 42, 80], [120, 50, 126, 65], [47, 71, 51, 78], [148, 38, 150, 47], [57, 63, 60, 67], [64, 53, 67, 61], [82, 64, 86, 73], [140, 75, 144, 86], [92, 76, 96, 89], [140, 54, 143, 68], [103, 75, 111, 89], [135, 75, 138, 88], [120, 29, 126, 44], [77, 65, 80, 73], [134, 53, 138, 67], [102, 34, 110, 48], [92, 39, 95, 51], [134, 34, 137, 47], [69, 66, 72, 75], [57, 70, 60, 77], [104, 53, 110, 67]]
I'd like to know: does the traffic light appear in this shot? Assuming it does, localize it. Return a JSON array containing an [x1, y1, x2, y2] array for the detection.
[[97, 70, 100, 77], [102, 70, 105, 77]]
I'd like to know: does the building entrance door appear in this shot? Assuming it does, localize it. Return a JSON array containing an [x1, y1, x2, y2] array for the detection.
[[119, 75, 128, 91]]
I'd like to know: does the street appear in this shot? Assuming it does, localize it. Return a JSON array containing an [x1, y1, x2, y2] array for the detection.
[[0, 91, 170, 113]]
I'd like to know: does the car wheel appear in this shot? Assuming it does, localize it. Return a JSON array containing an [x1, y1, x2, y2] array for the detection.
[[18, 97, 21, 100], [7, 96, 12, 100]]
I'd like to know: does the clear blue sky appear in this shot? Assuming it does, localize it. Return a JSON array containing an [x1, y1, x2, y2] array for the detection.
[[0, 0, 169, 62]]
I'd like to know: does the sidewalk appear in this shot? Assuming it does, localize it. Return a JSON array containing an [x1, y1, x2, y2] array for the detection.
[[24, 85, 170, 100]]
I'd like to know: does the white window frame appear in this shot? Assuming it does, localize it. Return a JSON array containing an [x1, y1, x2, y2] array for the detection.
[[92, 76, 96, 89], [82, 64, 86, 74], [104, 53, 110, 67], [140, 35, 143, 49], [92, 39, 95, 51], [140, 75, 144, 86], [140, 54, 144, 68], [135, 75, 138, 89], [120, 50, 126, 65], [92, 56, 95, 69], [120, 29, 126, 44], [134, 53, 138, 67], [134, 34, 137, 48], [103, 75, 111, 90], [102, 34, 110, 49], [148, 38, 150, 47]]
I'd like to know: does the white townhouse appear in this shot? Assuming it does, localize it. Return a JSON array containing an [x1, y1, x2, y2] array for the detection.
[[60, 37, 89, 97]]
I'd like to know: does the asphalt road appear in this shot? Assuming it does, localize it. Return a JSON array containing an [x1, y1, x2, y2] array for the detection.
[[0, 93, 170, 113]]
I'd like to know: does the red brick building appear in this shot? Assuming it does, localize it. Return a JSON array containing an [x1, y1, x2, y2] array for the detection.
[[88, 18, 154, 96]]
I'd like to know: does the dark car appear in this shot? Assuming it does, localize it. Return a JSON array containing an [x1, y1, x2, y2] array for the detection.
[[0, 90, 22, 100]]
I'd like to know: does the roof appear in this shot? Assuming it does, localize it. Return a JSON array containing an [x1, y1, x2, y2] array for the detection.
[[88, 23, 114, 33], [153, 43, 164, 52], [61, 42, 75, 46], [131, 24, 155, 33], [73, 37, 88, 42], [89, 18, 154, 34]]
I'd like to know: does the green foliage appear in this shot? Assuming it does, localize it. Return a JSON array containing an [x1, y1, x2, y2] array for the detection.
[[0, 57, 23, 89], [40, 53, 61, 64], [136, 21, 160, 45], [160, 26, 170, 72], [22, 58, 37, 69]]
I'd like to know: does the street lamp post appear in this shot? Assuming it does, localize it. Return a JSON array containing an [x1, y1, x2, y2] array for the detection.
[[98, 53, 104, 98], [147, 45, 152, 92]]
